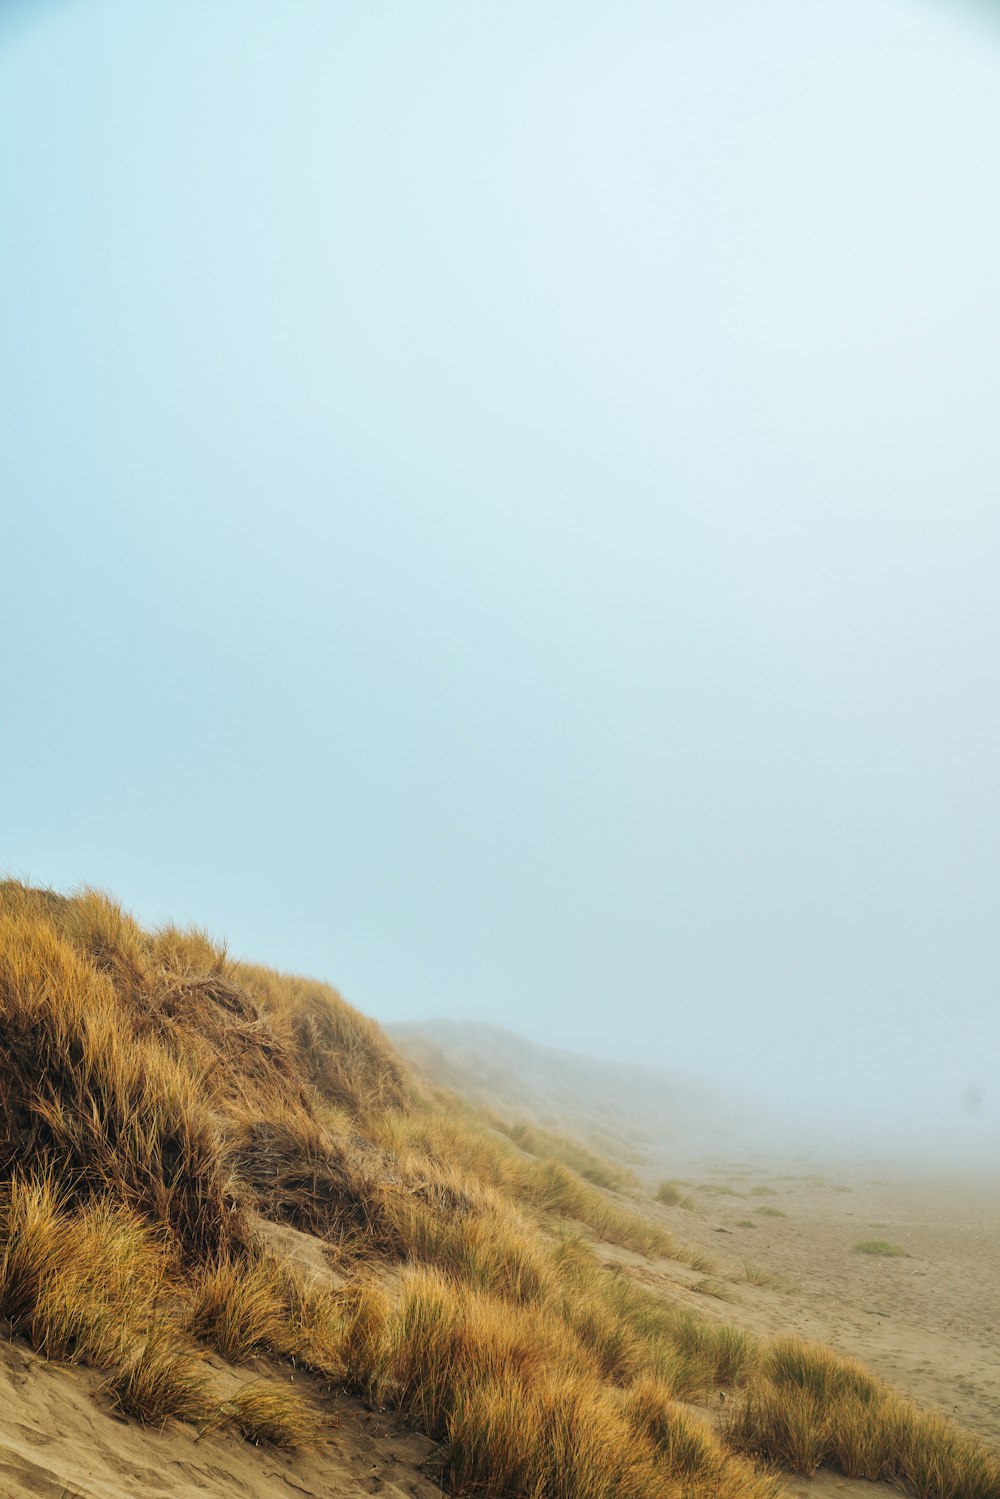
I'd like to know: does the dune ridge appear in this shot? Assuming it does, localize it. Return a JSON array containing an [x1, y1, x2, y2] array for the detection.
[[0, 879, 996, 1499]]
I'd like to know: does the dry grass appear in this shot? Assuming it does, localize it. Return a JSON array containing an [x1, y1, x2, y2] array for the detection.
[[105, 1324, 212, 1426], [499, 1119, 635, 1190], [655, 1181, 693, 1209], [189, 1253, 287, 1361], [0, 1172, 213, 1426], [741, 1264, 782, 1289], [0, 904, 247, 1258], [273, 1270, 347, 1378], [213, 1380, 325, 1449], [366, 1267, 778, 1499], [753, 1206, 787, 1219], [725, 1336, 1000, 1499], [621, 1374, 782, 1498], [0, 1174, 172, 1363], [676, 1246, 718, 1274], [1, 880, 997, 1499]]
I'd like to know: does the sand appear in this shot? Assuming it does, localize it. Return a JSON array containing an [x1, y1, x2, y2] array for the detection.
[[620, 1162, 1000, 1446], [0, 1338, 442, 1499], [0, 1334, 443, 1499], [1, 1166, 995, 1498]]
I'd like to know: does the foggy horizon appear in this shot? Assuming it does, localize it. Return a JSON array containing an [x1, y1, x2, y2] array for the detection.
[[4, 1, 1000, 1161]]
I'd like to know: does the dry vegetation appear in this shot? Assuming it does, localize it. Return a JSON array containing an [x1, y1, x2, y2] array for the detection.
[[0, 879, 996, 1499], [725, 1338, 1000, 1499], [656, 1181, 695, 1210]]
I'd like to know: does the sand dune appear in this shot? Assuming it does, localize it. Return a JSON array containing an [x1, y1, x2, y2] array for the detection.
[[1, 1164, 996, 1499], [0, 889, 994, 1499], [0, 1336, 440, 1499], [602, 1165, 1000, 1448], [397, 1021, 999, 1449]]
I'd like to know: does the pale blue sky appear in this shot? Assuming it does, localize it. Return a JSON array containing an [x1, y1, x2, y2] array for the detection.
[[3, 0, 1000, 1146]]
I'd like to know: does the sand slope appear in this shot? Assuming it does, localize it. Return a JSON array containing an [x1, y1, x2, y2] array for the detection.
[[615, 1165, 1000, 1448], [0, 1332, 441, 1499], [8, 1168, 995, 1499]]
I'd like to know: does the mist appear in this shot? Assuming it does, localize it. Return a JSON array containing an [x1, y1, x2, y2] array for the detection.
[[3, 1, 1000, 1165]]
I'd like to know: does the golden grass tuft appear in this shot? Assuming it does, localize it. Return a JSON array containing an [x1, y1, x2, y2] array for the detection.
[[213, 1380, 325, 1449], [272, 1270, 347, 1378], [189, 1253, 287, 1362], [676, 1246, 718, 1274], [0, 911, 247, 1258], [655, 1181, 694, 1210], [231, 962, 407, 1116], [854, 1238, 908, 1256], [0, 1174, 172, 1364], [726, 1377, 831, 1475], [725, 1336, 1000, 1499], [621, 1373, 721, 1473], [189, 1246, 348, 1376], [741, 1264, 782, 1289], [104, 1323, 212, 1426]]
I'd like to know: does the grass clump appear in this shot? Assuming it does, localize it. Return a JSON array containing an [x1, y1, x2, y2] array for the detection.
[[0, 1172, 213, 1427], [104, 1323, 211, 1426], [742, 1264, 782, 1289], [636, 1303, 760, 1388], [0, 905, 248, 1258], [376, 1269, 777, 1499], [189, 1253, 287, 1361], [754, 1206, 787, 1219], [725, 1336, 1000, 1499], [190, 1246, 347, 1376], [0, 1174, 172, 1365], [214, 1380, 324, 1449], [655, 1181, 693, 1209], [676, 1246, 717, 1274], [622, 1374, 782, 1497], [854, 1239, 908, 1257]]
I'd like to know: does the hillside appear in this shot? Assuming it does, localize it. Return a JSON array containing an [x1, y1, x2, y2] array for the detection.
[[388, 1019, 778, 1170], [0, 880, 996, 1499]]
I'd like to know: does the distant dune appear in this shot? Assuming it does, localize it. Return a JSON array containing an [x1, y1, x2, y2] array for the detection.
[[388, 1017, 780, 1170]]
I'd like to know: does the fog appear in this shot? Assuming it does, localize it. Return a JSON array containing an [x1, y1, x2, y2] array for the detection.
[[3, 1, 1000, 1163]]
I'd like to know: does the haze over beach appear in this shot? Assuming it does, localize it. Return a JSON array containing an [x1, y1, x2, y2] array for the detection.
[[4, 1, 1000, 1157], [2, 5, 1000, 1498]]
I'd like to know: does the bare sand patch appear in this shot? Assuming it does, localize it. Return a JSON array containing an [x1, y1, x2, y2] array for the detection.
[[638, 1163, 1000, 1447], [0, 1333, 441, 1499]]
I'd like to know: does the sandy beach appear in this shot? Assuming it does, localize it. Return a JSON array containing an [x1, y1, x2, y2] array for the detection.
[[625, 1162, 1000, 1447]]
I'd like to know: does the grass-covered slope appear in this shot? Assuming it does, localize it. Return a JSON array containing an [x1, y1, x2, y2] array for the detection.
[[0, 880, 996, 1499]]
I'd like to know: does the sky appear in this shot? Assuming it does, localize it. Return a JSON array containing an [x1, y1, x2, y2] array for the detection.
[[2, 0, 1000, 1152]]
